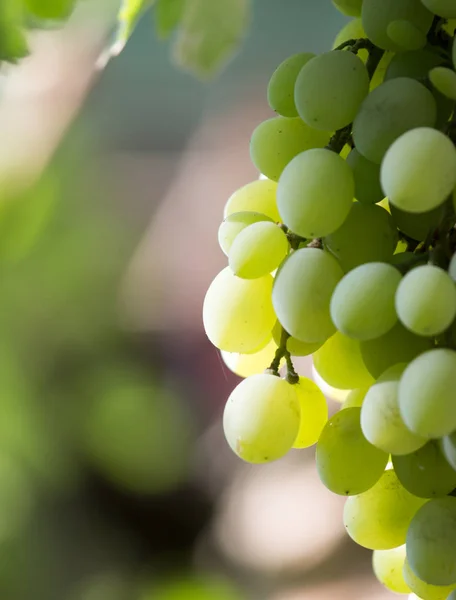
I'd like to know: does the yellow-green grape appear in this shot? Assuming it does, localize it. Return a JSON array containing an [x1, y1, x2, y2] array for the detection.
[[228, 222, 289, 279], [403, 558, 456, 600], [395, 265, 456, 336], [441, 432, 456, 470], [361, 322, 432, 379], [393, 441, 456, 498], [272, 321, 324, 356], [361, 0, 433, 51], [332, 19, 368, 63], [343, 469, 426, 550], [250, 117, 331, 182], [224, 180, 280, 222], [332, 0, 363, 16], [267, 53, 315, 117], [429, 67, 456, 101], [295, 51, 369, 131], [277, 149, 354, 239], [312, 366, 351, 404], [203, 268, 275, 354], [373, 546, 411, 594], [324, 202, 397, 272], [399, 349, 456, 438], [313, 332, 374, 390], [223, 374, 300, 464], [292, 377, 328, 449], [387, 20, 427, 50], [407, 497, 456, 586], [346, 148, 384, 205], [390, 203, 444, 241], [316, 408, 388, 496], [330, 263, 401, 341], [218, 211, 273, 256], [341, 388, 369, 410], [421, 0, 456, 18], [272, 248, 344, 344], [361, 380, 426, 455], [221, 340, 278, 379], [382, 128, 456, 213]]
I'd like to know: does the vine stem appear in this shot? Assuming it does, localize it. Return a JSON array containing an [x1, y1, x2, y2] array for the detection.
[[266, 327, 299, 384]]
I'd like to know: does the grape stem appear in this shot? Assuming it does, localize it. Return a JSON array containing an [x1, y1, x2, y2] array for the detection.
[[267, 327, 299, 384], [426, 16, 452, 53]]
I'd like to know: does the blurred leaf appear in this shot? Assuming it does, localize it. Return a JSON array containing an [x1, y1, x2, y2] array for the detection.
[[0, 0, 29, 63], [154, 0, 185, 40], [111, 0, 154, 57], [24, 0, 76, 20], [143, 574, 243, 600]]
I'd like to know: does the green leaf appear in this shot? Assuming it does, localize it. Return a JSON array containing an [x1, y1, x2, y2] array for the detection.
[[25, 0, 76, 21], [113, 0, 154, 55], [154, 0, 185, 40], [173, 0, 251, 78], [0, 0, 29, 63]]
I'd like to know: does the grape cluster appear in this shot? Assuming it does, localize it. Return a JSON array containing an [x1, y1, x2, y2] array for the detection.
[[203, 1, 456, 597]]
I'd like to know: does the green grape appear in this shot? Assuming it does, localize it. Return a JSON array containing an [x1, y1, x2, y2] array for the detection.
[[250, 117, 331, 182], [277, 149, 354, 239], [429, 67, 456, 101], [218, 211, 273, 256], [293, 377, 328, 449], [390, 203, 444, 241], [272, 248, 344, 343], [316, 408, 388, 496], [361, 380, 426, 455], [203, 268, 275, 353], [294, 51, 369, 132], [441, 433, 456, 470], [377, 362, 408, 382], [313, 332, 374, 390], [346, 148, 384, 205], [386, 19, 427, 50], [353, 78, 436, 164], [267, 53, 315, 117], [223, 374, 300, 463], [343, 469, 426, 550], [272, 321, 323, 356], [332, 0, 363, 16], [361, 322, 432, 379], [224, 180, 280, 222], [341, 387, 369, 410], [373, 546, 411, 594], [25, 0, 75, 19], [330, 262, 401, 341], [395, 264, 456, 337], [361, 0, 433, 51], [421, 0, 456, 18], [221, 340, 278, 379], [404, 559, 456, 600], [399, 348, 456, 438], [324, 202, 397, 272], [392, 441, 456, 498], [407, 497, 456, 586], [228, 221, 289, 279], [382, 128, 456, 213], [312, 366, 351, 404]]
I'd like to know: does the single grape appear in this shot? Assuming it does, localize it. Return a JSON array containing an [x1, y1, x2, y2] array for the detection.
[[272, 321, 323, 356], [407, 497, 456, 586], [267, 53, 315, 117], [224, 180, 280, 222], [429, 67, 456, 101], [441, 433, 456, 470], [346, 148, 384, 205], [390, 203, 444, 241], [382, 128, 456, 213], [218, 211, 273, 256], [312, 365, 351, 404], [332, 0, 363, 16], [316, 407, 388, 496], [330, 262, 401, 340], [294, 51, 369, 131], [341, 387, 369, 410], [387, 19, 427, 50], [373, 546, 411, 594], [421, 0, 456, 18], [203, 268, 276, 353], [221, 340, 278, 379], [399, 349, 456, 438], [403, 558, 456, 600], [353, 78, 436, 164], [343, 469, 426, 550], [250, 117, 330, 182], [223, 374, 300, 463], [277, 149, 354, 239], [292, 377, 328, 449]]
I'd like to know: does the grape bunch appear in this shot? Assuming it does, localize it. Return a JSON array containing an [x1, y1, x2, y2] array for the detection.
[[203, 1, 456, 597]]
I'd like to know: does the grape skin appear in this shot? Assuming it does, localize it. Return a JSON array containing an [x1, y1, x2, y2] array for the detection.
[[267, 53, 315, 117], [373, 546, 410, 594]]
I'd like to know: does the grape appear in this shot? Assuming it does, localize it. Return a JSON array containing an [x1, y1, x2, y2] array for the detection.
[[343, 469, 426, 550], [399, 349, 456, 438], [221, 340, 278, 379], [390, 251, 427, 269], [316, 408, 388, 496], [373, 546, 411, 594], [382, 128, 456, 213], [332, 0, 363, 17], [406, 497, 456, 585], [272, 248, 344, 343], [312, 365, 351, 404], [421, 0, 456, 18], [387, 20, 427, 50], [330, 263, 401, 341], [403, 558, 456, 600], [341, 387, 369, 410], [377, 362, 408, 382], [361, 0, 433, 51], [361, 380, 426, 455], [441, 433, 456, 470], [218, 211, 273, 256], [272, 321, 323, 357], [224, 180, 280, 222], [390, 203, 444, 241], [294, 51, 369, 131], [26, 0, 75, 19], [228, 222, 289, 279], [267, 53, 315, 117], [313, 332, 375, 389], [203, 268, 276, 353], [277, 149, 354, 239], [395, 265, 456, 336], [353, 78, 436, 164], [361, 322, 432, 379], [324, 202, 397, 272], [292, 377, 328, 449], [223, 374, 300, 463], [429, 67, 456, 101], [392, 441, 456, 498], [250, 117, 331, 182], [346, 148, 384, 205]]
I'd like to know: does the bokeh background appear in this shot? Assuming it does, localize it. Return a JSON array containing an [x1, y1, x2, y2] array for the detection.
[[0, 1, 397, 598]]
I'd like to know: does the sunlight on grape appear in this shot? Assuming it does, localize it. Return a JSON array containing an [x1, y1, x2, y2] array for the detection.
[[311, 363, 350, 403]]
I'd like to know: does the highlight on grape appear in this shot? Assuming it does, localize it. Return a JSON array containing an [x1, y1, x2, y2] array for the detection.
[[203, 2, 456, 597]]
